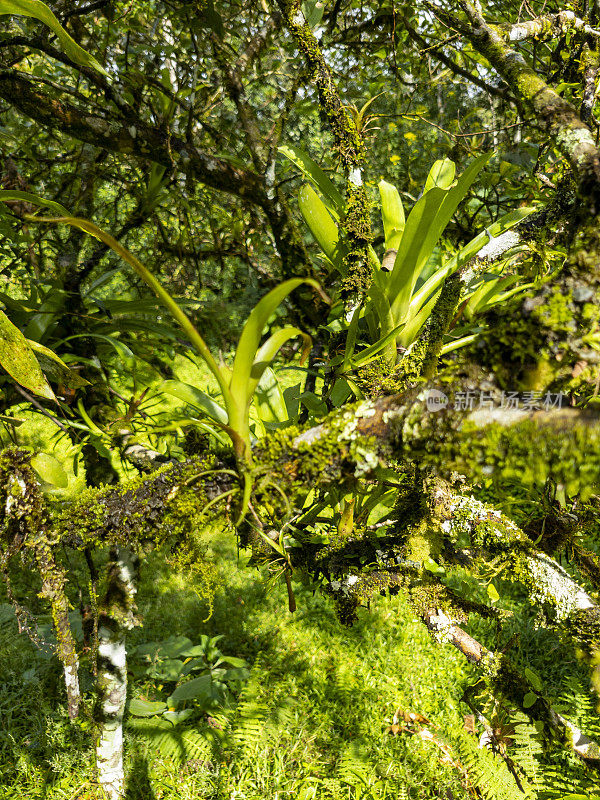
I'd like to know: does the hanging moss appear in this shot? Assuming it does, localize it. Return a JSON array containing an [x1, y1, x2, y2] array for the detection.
[[0, 448, 80, 719]]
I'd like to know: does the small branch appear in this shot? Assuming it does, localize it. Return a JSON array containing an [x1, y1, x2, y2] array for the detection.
[[13, 385, 67, 431], [422, 609, 600, 764], [498, 11, 600, 43]]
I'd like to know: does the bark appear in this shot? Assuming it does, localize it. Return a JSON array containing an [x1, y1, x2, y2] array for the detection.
[[422, 610, 600, 763], [95, 547, 140, 800]]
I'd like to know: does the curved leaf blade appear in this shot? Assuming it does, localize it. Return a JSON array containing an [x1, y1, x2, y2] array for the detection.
[[0, 0, 107, 73], [279, 145, 344, 215], [230, 278, 320, 408], [298, 184, 342, 267], [162, 380, 227, 425], [0, 309, 55, 399], [378, 179, 405, 251], [0, 190, 69, 216]]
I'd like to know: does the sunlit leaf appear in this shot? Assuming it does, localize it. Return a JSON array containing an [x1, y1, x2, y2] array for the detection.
[[0, 0, 107, 73], [0, 309, 55, 399], [31, 452, 68, 488]]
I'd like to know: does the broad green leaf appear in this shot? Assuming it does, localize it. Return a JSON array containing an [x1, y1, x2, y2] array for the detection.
[[148, 659, 184, 681], [523, 692, 537, 709], [279, 145, 344, 215], [248, 327, 311, 400], [524, 666, 543, 692], [330, 378, 352, 406], [0, 309, 55, 399], [27, 340, 89, 389], [129, 699, 168, 717], [31, 452, 68, 488], [378, 179, 405, 251], [486, 583, 500, 603], [163, 709, 194, 725], [223, 667, 250, 682], [162, 379, 227, 425], [133, 636, 194, 659], [387, 186, 448, 321], [407, 204, 535, 319], [390, 154, 492, 322], [0, 0, 107, 73], [0, 190, 69, 216], [301, 0, 324, 28], [167, 674, 215, 705], [24, 287, 66, 342], [424, 158, 456, 192], [254, 367, 288, 424], [230, 279, 319, 411], [217, 655, 248, 668], [298, 185, 342, 267]]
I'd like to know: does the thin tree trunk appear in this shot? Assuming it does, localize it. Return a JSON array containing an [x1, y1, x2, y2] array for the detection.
[[95, 546, 139, 800]]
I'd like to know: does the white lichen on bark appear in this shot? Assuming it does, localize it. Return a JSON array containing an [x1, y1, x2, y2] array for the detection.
[[96, 547, 139, 800]]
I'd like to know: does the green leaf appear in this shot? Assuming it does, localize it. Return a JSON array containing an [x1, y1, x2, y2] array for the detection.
[[168, 674, 216, 706], [0, 309, 55, 399], [389, 154, 492, 323], [524, 666, 543, 692], [0, 0, 107, 73], [30, 452, 68, 488], [132, 636, 194, 659], [423, 557, 445, 575], [254, 367, 288, 425], [163, 709, 195, 725], [279, 145, 344, 215], [407, 204, 534, 319], [301, 0, 325, 28], [248, 327, 311, 400], [0, 190, 69, 216], [129, 699, 168, 717], [523, 692, 537, 709], [378, 179, 405, 251], [486, 583, 499, 603], [229, 279, 320, 412], [351, 321, 405, 368], [27, 340, 89, 389], [162, 379, 227, 425], [223, 667, 250, 682], [342, 305, 361, 372], [424, 158, 456, 192], [148, 659, 185, 682], [218, 655, 247, 668], [298, 184, 342, 267]]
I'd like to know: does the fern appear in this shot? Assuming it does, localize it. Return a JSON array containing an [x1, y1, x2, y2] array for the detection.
[[457, 732, 534, 800], [337, 743, 372, 787], [127, 716, 211, 765], [230, 698, 269, 756]]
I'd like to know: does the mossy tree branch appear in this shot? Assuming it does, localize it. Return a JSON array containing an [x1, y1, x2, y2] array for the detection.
[[275, 0, 373, 305]]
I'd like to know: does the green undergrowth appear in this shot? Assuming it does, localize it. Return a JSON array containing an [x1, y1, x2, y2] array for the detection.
[[0, 528, 473, 800], [2, 532, 599, 799]]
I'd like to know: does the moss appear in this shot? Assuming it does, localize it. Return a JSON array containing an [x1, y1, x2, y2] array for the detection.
[[468, 278, 600, 395], [0, 447, 81, 717]]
